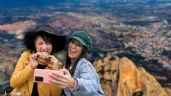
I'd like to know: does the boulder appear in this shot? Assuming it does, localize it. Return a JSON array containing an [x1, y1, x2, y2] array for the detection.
[[94, 56, 169, 96]]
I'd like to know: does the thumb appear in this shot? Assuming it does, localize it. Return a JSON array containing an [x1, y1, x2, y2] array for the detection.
[[60, 69, 71, 77]]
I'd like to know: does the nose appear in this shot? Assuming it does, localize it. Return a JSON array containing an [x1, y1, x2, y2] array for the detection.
[[41, 44, 47, 52], [70, 43, 76, 49]]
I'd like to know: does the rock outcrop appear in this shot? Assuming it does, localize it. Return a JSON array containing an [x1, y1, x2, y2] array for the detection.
[[94, 56, 169, 96], [0, 20, 37, 39]]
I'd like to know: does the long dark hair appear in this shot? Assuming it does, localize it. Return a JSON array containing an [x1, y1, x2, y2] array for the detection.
[[65, 39, 87, 76]]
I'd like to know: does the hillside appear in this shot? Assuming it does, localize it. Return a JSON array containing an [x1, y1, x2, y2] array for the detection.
[[0, 2, 170, 95], [0, 12, 170, 83]]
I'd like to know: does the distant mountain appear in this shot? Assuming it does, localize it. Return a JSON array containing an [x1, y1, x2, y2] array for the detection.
[[1, 0, 171, 8], [104, 0, 171, 3], [0, 0, 68, 9], [0, 0, 45, 8]]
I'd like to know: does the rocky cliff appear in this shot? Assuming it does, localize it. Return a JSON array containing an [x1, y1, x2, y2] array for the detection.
[[94, 56, 169, 96]]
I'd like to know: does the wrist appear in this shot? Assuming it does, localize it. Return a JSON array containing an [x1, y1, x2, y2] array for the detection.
[[69, 78, 77, 90], [31, 65, 36, 69], [69, 78, 75, 88], [30, 63, 37, 69]]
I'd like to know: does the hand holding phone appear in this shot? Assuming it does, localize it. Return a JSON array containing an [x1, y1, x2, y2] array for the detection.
[[34, 69, 55, 83]]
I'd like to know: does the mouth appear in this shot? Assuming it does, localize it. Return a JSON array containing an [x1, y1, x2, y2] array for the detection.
[[69, 48, 77, 54], [42, 50, 48, 53]]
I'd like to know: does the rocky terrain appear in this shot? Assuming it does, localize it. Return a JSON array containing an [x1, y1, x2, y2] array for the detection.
[[0, 31, 24, 94], [0, 1, 171, 95], [94, 56, 170, 96], [0, 12, 170, 95]]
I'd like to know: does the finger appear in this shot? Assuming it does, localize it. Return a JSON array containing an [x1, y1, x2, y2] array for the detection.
[[30, 55, 36, 60], [32, 54, 38, 59], [36, 52, 44, 59], [50, 72, 68, 83], [60, 69, 70, 75], [49, 72, 59, 81], [49, 74, 67, 84], [49, 56, 55, 63], [49, 55, 55, 59], [50, 79, 67, 88], [54, 72, 67, 78], [50, 57, 62, 67], [35, 52, 41, 56], [50, 79, 65, 85], [49, 56, 58, 61], [50, 78, 68, 88], [49, 71, 64, 79]]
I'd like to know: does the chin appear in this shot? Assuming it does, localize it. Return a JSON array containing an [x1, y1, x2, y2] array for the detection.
[[68, 54, 75, 59]]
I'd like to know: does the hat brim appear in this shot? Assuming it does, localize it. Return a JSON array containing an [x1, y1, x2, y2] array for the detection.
[[24, 30, 66, 52], [70, 36, 87, 47]]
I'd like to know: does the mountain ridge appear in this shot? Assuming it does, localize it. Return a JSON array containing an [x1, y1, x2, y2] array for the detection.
[[1, 0, 171, 8]]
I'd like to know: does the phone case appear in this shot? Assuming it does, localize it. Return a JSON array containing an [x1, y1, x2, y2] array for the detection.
[[34, 69, 54, 84]]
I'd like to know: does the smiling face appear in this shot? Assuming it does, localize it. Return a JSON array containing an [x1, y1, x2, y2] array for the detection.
[[68, 39, 83, 61], [34, 36, 53, 54]]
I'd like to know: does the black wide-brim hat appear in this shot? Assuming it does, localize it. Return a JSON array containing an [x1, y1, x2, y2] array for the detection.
[[24, 26, 66, 52]]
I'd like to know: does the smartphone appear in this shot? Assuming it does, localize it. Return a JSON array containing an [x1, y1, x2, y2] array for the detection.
[[34, 69, 54, 84]]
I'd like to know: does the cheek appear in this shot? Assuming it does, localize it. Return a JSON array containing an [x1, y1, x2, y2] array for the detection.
[[48, 44, 52, 49], [47, 45, 52, 51], [35, 44, 41, 52], [68, 43, 72, 48], [77, 47, 83, 56], [67, 44, 72, 51], [48, 45, 53, 52]]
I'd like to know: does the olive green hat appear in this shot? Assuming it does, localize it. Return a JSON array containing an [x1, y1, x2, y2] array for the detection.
[[68, 31, 93, 51]]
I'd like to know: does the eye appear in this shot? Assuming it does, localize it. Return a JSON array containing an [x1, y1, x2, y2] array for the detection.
[[77, 43, 83, 47], [38, 42, 44, 45], [46, 42, 51, 45]]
